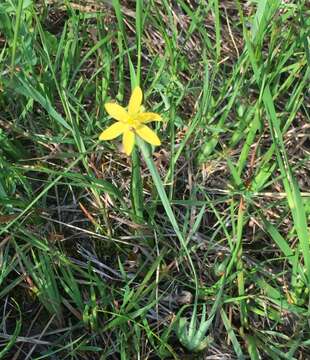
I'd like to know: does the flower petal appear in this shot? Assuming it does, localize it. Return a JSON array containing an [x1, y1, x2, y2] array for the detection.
[[135, 112, 162, 123], [99, 122, 126, 140], [128, 86, 143, 115], [123, 130, 135, 155], [136, 124, 161, 146], [105, 103, 130, 122]]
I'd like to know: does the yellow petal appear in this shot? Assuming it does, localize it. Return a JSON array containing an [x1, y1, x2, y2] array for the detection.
[[99, 122, 126, 140], [105, 103, 130, 122], [123, 130, 135, 155], [136, 124, 161, 146], [128, 86, 143, 115], [135, 112, 162, 123]]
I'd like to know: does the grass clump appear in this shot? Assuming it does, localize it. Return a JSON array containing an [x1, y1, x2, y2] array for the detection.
[[0, 0, 310, 359]]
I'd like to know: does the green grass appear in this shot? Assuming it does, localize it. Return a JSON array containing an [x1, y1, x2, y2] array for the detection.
[[0, 0, 310, 358]]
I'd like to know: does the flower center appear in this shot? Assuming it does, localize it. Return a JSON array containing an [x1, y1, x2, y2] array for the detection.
[[127, 115, 141, 129]]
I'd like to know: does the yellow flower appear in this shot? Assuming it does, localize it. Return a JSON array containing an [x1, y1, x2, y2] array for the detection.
[[99, 86, 162, 155]]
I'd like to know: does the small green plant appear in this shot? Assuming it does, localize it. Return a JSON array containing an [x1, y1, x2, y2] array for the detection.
[[175, 304, 212, 352]]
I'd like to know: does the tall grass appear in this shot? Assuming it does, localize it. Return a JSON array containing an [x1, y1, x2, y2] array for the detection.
[[0, 0, 309, 358]]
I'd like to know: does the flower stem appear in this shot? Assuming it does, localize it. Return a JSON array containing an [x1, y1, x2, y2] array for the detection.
[[137, 137, 198, 295], [131, 146, 144, 223]]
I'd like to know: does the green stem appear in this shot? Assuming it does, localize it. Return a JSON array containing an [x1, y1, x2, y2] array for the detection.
[[137, 138, 198, 296], [131, 146, 144, 222], [11, 0, 24, 75]]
